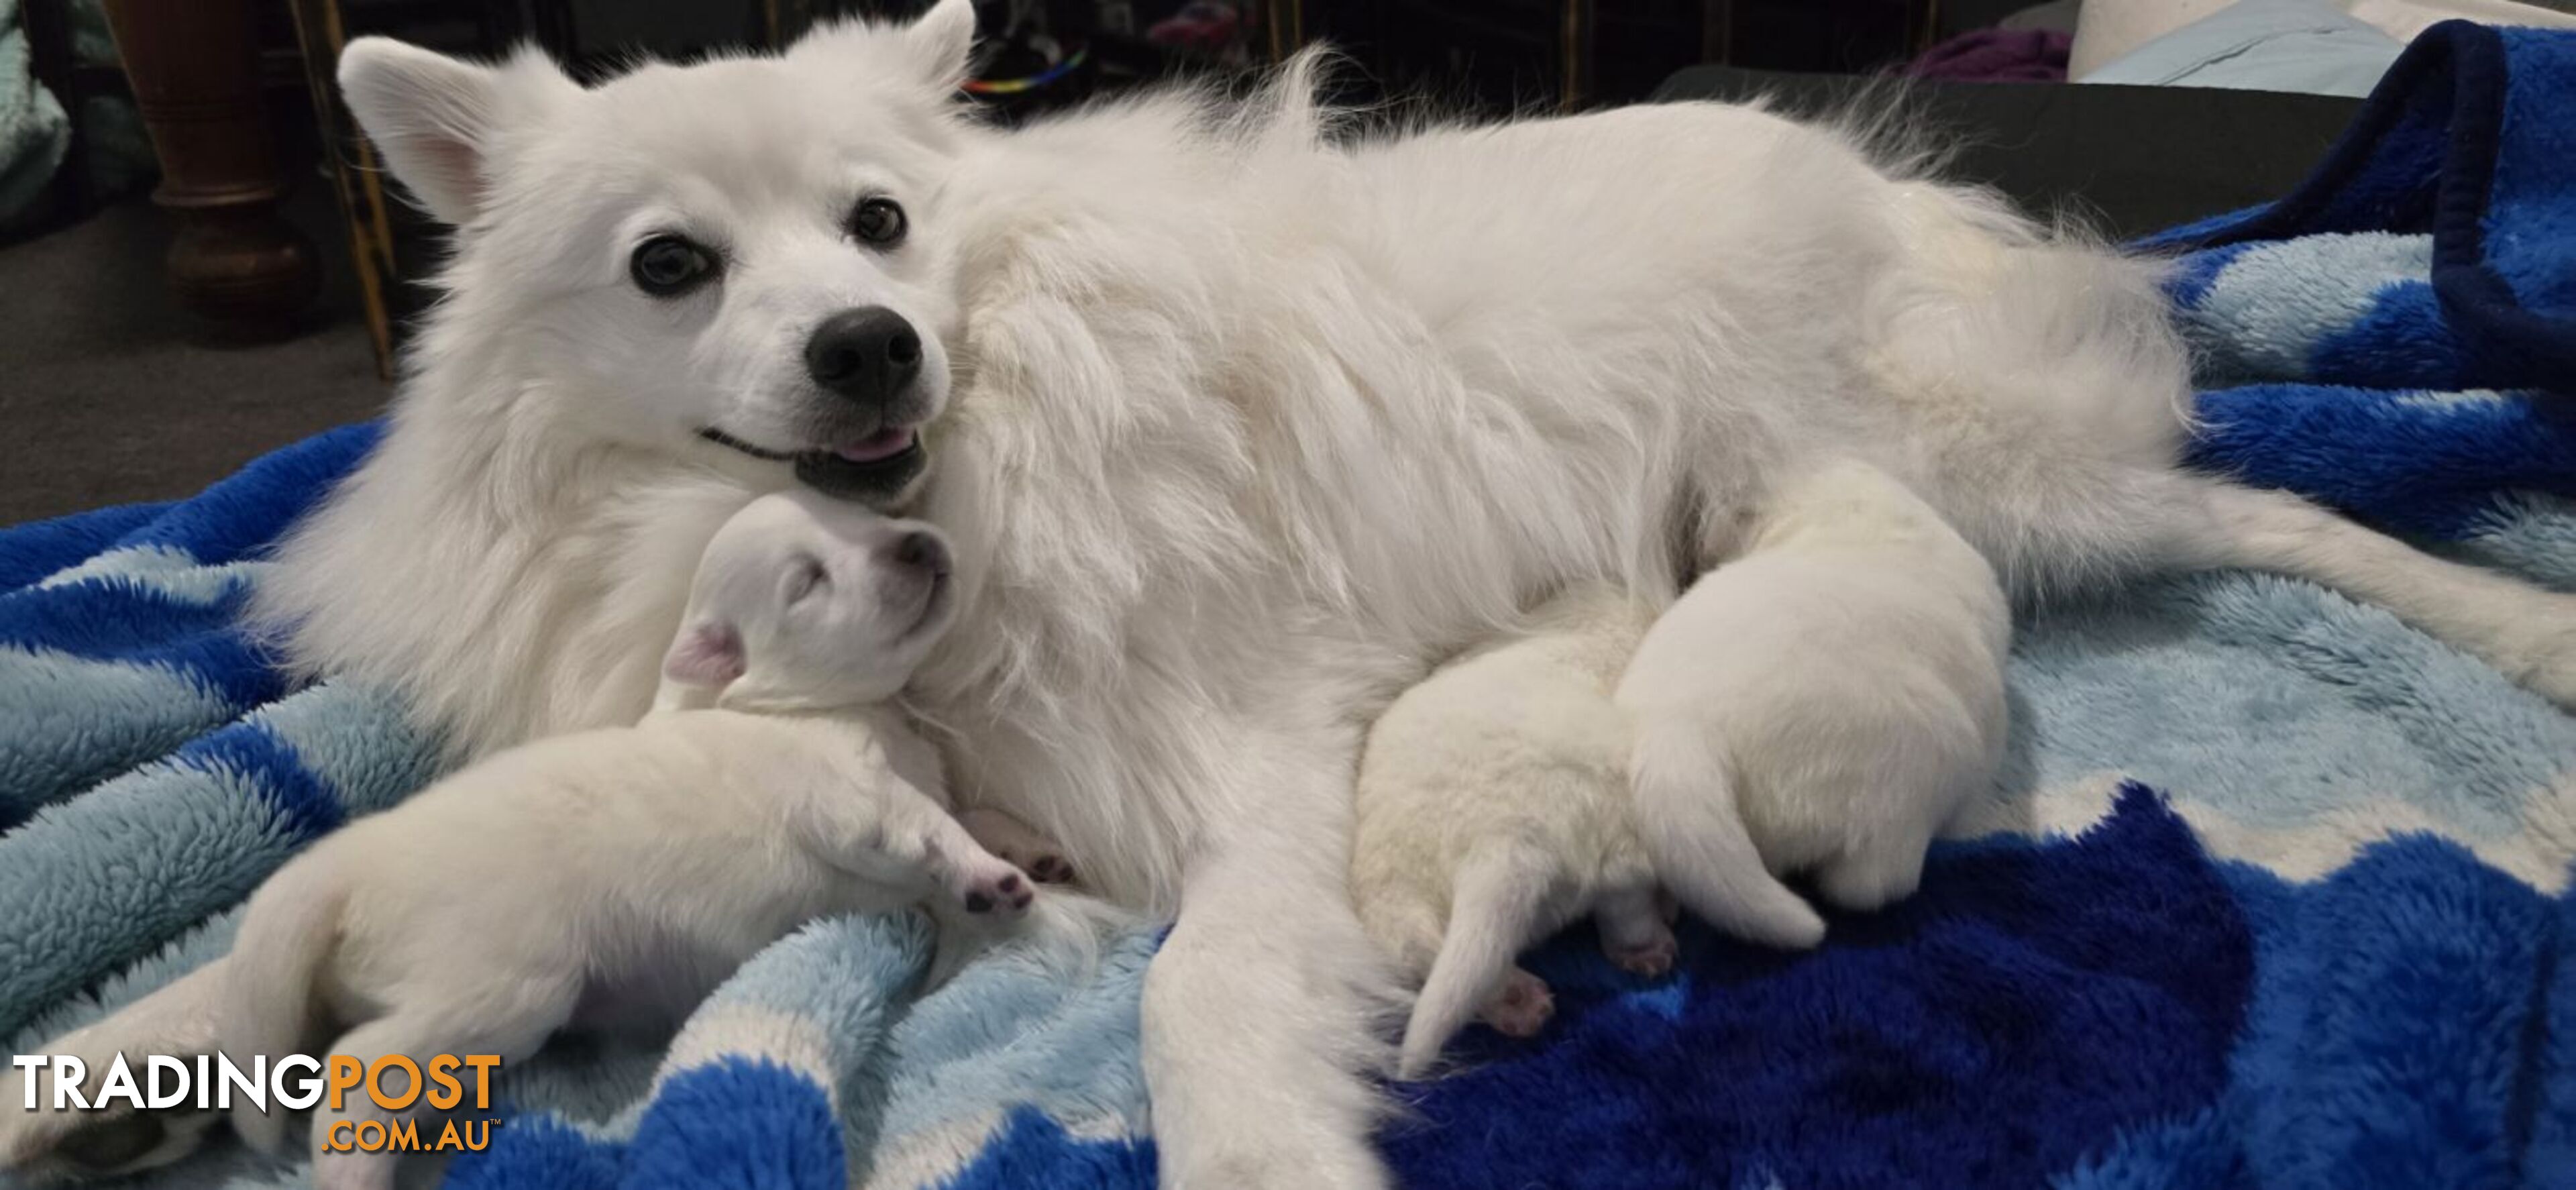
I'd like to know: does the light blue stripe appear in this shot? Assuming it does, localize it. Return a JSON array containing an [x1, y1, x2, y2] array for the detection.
[[35, 546, 265, 606], [243, 681, 444, 818], [0, 753, 307, 1036], [2184, 232, 2430, 382], [2006, 570, 2576, 843], [0, 645, 235, 823]]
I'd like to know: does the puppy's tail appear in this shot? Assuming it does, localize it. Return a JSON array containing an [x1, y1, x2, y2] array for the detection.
[[219, 856, 348, 1154], [1627, 725, 1828, 951], [1398, 843, 1552, 1079]]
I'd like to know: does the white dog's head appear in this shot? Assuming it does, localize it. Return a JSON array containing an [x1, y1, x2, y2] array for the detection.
[[338, 0, 979, 502], [660, 490, 957, 710]]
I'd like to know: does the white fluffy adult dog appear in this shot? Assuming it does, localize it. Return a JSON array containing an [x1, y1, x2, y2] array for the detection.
[[225, 492, 1034, 1190], [31, 1, 2570, 1185]]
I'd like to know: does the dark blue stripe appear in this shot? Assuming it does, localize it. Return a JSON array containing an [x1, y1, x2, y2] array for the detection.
[[0, 502, 174, 590], [443, 1112, 621, 1190], [172, 720, 344, 843], [1381, 786, 2253, 1190], [2308, 282, 2473, 392], [0, 580, 284, 706], [622, 1057, 846, 1190], [2163, 241, 2254, 310], [2188, 384, 2576, 538], [117, 422, 380, 563]]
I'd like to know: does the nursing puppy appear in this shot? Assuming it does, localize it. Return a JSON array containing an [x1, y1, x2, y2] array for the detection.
[[220, 492, 1032, 1190], [1353, 584, 1824, 1079], [27, 4, 2542, 1185], [1621, 457, 2012, 916]]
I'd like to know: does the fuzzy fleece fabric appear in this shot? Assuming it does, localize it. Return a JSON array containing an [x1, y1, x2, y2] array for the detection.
[[4, 18, 2575, 1190]]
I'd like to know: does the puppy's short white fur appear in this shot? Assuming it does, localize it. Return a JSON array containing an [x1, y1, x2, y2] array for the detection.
[[7, 3, 2551, 1186], [219, 492, 1034, 1190], [1620, 457, 2011, 916], [1361, 462, 2002, 1077], [1354, 584, 1815, 1079]]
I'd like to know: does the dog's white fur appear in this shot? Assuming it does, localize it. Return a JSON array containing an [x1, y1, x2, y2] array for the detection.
[[1360, 460, 2004, 1079], [1619, 457, 2012, 916], [5, 3, 2539, 1186], [1352, 583, 1802, 1080], [221, 493, 1034, 1190]]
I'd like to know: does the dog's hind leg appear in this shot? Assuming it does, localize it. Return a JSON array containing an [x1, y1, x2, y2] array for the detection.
[[2160, 478, 2576, 708], [305, 978, 576, 1190], [1593, 885, 1677, 977], [1351, 877, 1446, 989], [0, 961, 229, 1179], [1811, 836, 1930, 913]]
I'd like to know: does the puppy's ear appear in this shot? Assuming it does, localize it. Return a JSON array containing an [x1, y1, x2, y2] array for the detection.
[[904, 0, 979, 90], [337, 39, 570, 226], [661, 620, 747, 690]]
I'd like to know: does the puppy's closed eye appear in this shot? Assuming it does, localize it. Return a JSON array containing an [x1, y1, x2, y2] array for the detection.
[[784, 555, 830, 605]]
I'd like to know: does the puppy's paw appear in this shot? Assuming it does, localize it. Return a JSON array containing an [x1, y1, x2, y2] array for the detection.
[[1607, 931, 1677, 979], [958, 808, 1079, 885], [956, 863, 1036, 918], [1477, 969, 1554, 1038], [987, 844, 1075, 885]]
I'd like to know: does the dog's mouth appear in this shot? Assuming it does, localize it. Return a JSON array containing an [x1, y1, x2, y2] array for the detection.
[[698, 426, 928, 503]]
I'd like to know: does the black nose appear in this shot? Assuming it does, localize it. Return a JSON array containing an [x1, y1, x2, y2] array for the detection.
[[888, 529, 950, 576], [805, 307, 922, 406]]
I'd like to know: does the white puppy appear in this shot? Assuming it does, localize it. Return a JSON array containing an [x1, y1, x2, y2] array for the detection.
[[219, 491, 1033, 1190], [1353, 584, 1826, 1079], [1620, 457, 2012, 915]]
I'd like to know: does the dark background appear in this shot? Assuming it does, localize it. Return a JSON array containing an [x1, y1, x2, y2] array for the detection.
[[0, 0, 2351, 524]]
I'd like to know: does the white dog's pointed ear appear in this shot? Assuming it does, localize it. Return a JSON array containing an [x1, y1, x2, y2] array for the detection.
[[661, 620, 747, 690], [337, 38, 568, 226], [906, 0, 979, 89]]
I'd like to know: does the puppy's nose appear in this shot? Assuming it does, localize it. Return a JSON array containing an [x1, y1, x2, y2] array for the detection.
[[805, 307, 922, 407], [886, 529, 950, 577]]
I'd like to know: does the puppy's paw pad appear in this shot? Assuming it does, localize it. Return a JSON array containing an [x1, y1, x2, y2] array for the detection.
[[1478, 971, 1554, 1038], [1026, 855, 1077, 885], [1608, 936, 1677, 979], [961, 867, 1036, 917]]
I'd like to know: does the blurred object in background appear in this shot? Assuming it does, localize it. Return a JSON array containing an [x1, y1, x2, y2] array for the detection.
[[101, 0, 319, 334], [8, 0, 154, 235]]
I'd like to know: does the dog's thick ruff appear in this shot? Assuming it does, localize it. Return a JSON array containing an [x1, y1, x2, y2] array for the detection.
[[209, 9, 2576, 1187]]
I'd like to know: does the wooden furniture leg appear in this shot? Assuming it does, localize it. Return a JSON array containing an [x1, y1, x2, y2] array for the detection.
[[101, 0, 319, 333], [285, 0, 395, 375]]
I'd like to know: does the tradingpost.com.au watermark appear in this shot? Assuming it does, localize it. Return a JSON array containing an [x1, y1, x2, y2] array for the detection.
[[13, 1052, 504, 1153]]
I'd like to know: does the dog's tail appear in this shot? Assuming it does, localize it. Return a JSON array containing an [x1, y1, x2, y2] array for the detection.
[[1627, 724, 1828, 951], [220, 855, 349, 1154], [1398, 843, 1553, 1079]]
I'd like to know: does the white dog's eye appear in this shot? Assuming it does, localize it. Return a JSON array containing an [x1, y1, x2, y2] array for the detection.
[[631, 235, 718, 296], [784, 556, 829, 605], [849, 197, 906, 248]]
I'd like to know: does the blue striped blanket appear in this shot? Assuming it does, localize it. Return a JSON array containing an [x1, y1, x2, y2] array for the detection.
[[5, 19, 2574, 1189]]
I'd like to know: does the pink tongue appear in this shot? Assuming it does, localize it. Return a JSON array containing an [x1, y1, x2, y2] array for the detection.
[[833, 427, 916, 463]]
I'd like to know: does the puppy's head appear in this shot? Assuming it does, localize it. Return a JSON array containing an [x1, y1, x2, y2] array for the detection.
[[661, 490, 957, 710], [338, 0, 980, 503]]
